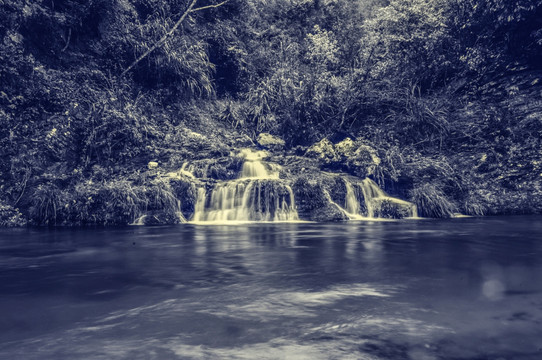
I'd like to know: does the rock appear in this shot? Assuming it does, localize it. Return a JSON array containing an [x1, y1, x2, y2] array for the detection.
[[169, 178, 198, 219], [148, 161, 159, 170], [372, 198, 416, 219], [310, 203, 349, 222], [176, 128, 230, 159], [230, 133, 255, 148], [305, 138, 381, 178], [305, 138, 339, 162], [347, 145, 381, 177], [292, 175, 348, 221], [335, 137, 356, 157], [257, 133, 285, 151], [136, 211, 185, 225]]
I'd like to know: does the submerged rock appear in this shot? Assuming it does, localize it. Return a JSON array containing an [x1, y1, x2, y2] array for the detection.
[[133, 211, 186, 226]]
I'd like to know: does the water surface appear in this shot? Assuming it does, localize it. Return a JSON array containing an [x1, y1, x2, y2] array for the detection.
[[1, 216, 541, 359]]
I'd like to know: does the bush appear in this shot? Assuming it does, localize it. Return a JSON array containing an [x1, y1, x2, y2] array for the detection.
[[0, 200, 26, 227]]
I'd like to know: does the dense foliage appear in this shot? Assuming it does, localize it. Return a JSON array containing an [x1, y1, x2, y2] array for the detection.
[[1, 0, 541, 225]]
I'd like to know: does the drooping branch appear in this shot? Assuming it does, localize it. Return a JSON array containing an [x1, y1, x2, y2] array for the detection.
[[121, 0, 230, 77]]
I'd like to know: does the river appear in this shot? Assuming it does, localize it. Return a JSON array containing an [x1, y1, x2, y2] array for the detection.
[[1, 216, 541, 359]]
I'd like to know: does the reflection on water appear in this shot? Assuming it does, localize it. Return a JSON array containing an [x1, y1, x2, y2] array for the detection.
[[0, 216, 542, 359]]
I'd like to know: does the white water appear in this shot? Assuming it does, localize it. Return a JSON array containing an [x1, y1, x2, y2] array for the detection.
[[341, 178, 418, 219], [191, 149, 298, 222]]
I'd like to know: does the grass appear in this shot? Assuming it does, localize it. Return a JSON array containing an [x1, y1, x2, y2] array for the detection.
[[409, 183, 457, 218]]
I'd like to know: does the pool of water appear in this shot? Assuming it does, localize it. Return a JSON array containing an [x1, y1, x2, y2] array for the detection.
[[1, 216, 541, 359]]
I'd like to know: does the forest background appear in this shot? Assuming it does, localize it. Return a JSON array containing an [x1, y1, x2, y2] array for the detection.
[[1, 0, 541, 226]]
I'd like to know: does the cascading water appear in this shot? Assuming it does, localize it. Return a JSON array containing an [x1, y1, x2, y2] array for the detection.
[[340, 178, 418, 219], [191, 149, 299, 222]]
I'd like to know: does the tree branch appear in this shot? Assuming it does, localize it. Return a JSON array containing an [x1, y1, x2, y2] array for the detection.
[[190, 0, 230, 12], [61, 28, 71, 52], [121, 0, 199, 77], [120, 0, 231, 77]]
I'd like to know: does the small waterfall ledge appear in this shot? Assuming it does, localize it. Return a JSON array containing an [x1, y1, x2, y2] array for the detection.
[[191, 149, 299, 223], [341, 178, 418, 220], [162, 148, 418, 224]]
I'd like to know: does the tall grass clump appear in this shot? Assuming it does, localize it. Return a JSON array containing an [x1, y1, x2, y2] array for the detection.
[[29, 183, 64, 226], [409, 183, 457, 218]]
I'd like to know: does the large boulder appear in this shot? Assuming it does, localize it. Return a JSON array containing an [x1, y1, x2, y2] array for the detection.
[[292, 176, 348, 221]]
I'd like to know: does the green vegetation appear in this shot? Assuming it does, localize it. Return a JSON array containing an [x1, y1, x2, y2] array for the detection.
[[1, 0, 541, 225]]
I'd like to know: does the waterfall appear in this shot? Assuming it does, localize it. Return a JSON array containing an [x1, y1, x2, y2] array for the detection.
[[340, 178, 418, 219], [359, 178, 386, 218], [191, 149, 298, 222], [345, 181, 361, 215]]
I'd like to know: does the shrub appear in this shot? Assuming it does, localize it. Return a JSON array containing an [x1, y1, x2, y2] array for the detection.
[[0, 200, 26, 227]]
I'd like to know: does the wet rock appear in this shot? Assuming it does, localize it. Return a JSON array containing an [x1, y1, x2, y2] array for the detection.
[[136, 211, 185, 225], [169, 178, 198, 219], [373, 198, 416, 219], [176, 128, 230, 159], [292, 176, 348, 221], [229, 133, 255, 148], [310, 203, 348, 222]]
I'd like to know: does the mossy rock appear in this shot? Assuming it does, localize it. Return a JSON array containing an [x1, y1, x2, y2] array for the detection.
[[169, 178, 198, 219], [346, 145, 381, 177], [305, 138, 339, 163], [372, 198, 415, 219], [292, 176, 348, 221], [309, 203, 349, 222], [257, 133, 285, 151], [305, 138, 381, 178]]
